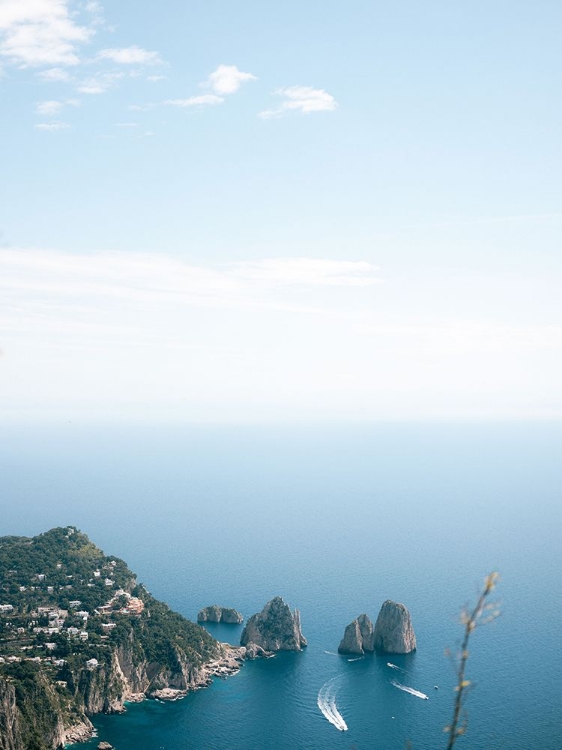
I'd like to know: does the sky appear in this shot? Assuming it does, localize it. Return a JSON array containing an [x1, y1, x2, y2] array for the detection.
[[0, 0, 561, 423]]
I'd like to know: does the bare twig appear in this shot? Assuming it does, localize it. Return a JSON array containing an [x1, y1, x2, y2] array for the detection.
[[444, 572, 500, 749]]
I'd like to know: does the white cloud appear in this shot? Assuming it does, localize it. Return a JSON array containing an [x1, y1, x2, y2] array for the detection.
[[127, 103, 155, 112], [0, 0, 94, 67], [163, 65, 257, 112], [36, 97, 80, 115], [0, 249, 362, 320], [83, 0, 104, 26], [229, 258, 379, 287], [36, 66, 72, 81], [36, 99, 62, 115], [259, 86, 338, 119], [35, 121, 70, 131], [165, 94, 224, 108], [146, 74, 167, 82], [97, 46, 163, 65], [77, 71, 123, 94], [205, 64, 257, 95]]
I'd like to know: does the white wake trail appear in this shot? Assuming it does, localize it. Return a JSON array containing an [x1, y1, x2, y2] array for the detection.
[[387, 662, 408, 674], [390, 679, 429, 700], [317, 678, 348, 731]]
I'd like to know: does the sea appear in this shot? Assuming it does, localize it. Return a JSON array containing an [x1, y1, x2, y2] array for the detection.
[[1, 421, 561, 749]]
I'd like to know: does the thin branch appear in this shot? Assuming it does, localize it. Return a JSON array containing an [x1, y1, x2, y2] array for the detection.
[[444, 572, 500, 749]]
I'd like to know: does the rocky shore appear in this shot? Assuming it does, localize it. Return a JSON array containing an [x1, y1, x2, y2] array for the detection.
[[197, 605, 244, 624], [338, 601, 416, 655], [63, 721, 95, 745], [240, 597, 307, 656], [62, 645, 246, 745]]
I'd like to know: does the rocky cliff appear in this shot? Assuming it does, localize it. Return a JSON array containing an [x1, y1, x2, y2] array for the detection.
[[338, 614, 374, 654], [0, 666, 92, 750], [0, 640, 242, 750], [240, 597, 307, 656], [197, 605, 243, 624], [0, 678, 21, 750], [372, 600, 416, 654]]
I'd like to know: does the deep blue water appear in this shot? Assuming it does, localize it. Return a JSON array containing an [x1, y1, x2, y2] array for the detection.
[[1, 422, 561, 749]]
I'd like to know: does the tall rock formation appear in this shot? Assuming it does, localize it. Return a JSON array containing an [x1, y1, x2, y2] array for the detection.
[[240, 597, 307, 656], [373, 600, 416, 654], [197, 605, 243, 624], [338, 614, 374, 654]]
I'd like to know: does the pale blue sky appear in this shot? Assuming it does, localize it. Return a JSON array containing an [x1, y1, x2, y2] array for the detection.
[[1, 1, 561, 422]]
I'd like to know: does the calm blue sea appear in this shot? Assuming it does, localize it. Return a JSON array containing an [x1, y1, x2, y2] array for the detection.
[[1, 422, 561, 749]]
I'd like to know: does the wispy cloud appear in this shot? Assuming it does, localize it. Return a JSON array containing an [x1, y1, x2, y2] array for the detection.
[[165, 94, 223, 108], [83, 0, 105, 27], [1, 249, 559, 420], [35, 121, 70, 131], [36, 66, 72, 82], [0, 0, 94, 67], [259, 86, 338, 119], [36, 99, 63, 115], [97, 46, 163, 65], [0, 250, 376, 407], [229, 258, 379, 287], [36, 98, 80, 116], [0, 249, 368, 322], [77, 71, 124, 94]]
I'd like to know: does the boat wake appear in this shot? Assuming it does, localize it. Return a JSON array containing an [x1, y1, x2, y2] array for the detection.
[[347, 656, 363, 662], [317, 678, 348, 731], [386, 662, 408, 674], [390, 679, 429, 700], [324, 651, 339, 656]]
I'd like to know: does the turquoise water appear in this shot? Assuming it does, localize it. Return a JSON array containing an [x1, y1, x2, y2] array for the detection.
[[1, 422, 561, 748]]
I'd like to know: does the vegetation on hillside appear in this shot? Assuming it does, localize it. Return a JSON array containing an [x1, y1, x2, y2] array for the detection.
[[0, 527, 220, 750]]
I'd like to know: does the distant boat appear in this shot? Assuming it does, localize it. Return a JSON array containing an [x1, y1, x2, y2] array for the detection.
[[434, 685, 439, 690]]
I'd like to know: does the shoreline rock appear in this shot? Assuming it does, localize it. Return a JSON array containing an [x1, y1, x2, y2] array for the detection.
[[197, 605, 244, 624], [338, 614, 375, 654], [63, 721, 95, 745], [240, 597, 307, 655], [64, 644, 246, 745], [373, 600, 416, 654]]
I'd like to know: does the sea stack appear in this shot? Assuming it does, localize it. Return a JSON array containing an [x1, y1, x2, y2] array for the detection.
[[338, 614, 375, 654], [240, 597, 307, 656], [373, 600, 416, 654], [197, 605, 244, 624]]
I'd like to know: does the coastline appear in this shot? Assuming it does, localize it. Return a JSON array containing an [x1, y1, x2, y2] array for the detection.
[[64, 644, 245, 747]]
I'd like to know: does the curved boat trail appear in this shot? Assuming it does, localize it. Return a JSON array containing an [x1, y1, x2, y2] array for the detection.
[[317, 677, 348, 731]]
